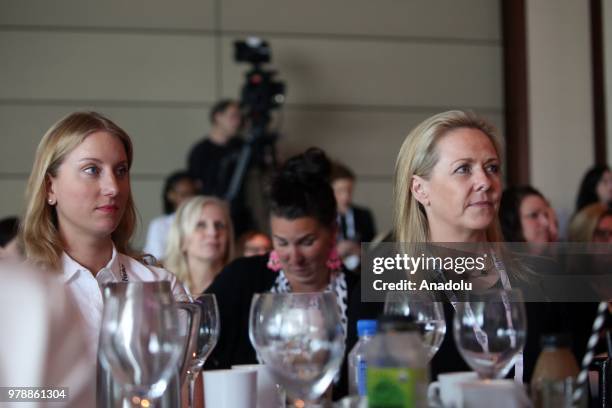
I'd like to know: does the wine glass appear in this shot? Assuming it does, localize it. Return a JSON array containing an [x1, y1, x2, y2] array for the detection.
[[185, 293, 219, 408], [99, 282, 184, 406], [384, 292, 446, 360], [453, 288, 527, 379], [249, 292, 346, 406]]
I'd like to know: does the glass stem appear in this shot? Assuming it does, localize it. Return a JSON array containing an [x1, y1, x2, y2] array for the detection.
[[188, 376, 196, 408]]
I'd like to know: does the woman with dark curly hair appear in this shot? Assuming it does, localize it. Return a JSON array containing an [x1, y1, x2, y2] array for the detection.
[[202, 148, 359, 399]]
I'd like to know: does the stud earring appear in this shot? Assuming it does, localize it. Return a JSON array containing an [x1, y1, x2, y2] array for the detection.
[[48, 199, 55, 205]]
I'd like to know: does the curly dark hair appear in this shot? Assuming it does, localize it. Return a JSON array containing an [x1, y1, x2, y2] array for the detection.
[[268, 148, 337, 226]]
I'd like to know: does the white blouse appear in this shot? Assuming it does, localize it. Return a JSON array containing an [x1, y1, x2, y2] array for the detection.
[[62, 245, 187, 358], [143, 213, 175, 260]]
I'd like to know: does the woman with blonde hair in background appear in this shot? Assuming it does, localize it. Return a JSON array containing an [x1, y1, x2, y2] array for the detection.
[[565, 202, 612, 378], [20, 111, 186, 356], [568, 202, 612, 243], [165, 195, 235, 296]]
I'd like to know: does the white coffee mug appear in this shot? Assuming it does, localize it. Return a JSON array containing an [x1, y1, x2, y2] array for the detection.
[[460, 379, 531, 408], [427, 371, 478, 407], [203, 368, 257, 408], [232, 364, 282, 408]]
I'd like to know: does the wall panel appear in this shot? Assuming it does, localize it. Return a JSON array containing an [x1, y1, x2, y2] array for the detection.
[[275, 108, 504, 177], [222, 0, 500, 41], [0, 31, 216, 102], [0, 0, 215, 30]]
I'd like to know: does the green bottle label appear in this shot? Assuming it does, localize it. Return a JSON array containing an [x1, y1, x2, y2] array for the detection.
[[367, 367, 426, 408]]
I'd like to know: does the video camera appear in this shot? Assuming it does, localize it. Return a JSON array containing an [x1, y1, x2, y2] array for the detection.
[[225, 38, 286, 202], [234, 38, 285, 128]]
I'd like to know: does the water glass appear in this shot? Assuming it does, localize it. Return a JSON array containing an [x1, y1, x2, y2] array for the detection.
[[453, 288, 527, 380], [249, 292, 345, 406], [384, 291, 446, 360]]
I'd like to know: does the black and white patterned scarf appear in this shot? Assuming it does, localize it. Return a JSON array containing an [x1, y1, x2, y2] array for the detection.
[[269, 270, 349, 336]]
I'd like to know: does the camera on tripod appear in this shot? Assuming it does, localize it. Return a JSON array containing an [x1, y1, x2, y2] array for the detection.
[[234, 37, 285, 128], [225, 38, 286, 203]]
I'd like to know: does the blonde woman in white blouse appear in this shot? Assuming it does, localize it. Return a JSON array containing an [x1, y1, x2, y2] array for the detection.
[[21, 111, 186, 356]]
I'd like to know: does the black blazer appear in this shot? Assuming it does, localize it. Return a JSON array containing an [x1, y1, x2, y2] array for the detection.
[[339, 205, 376, 243], [353, 205, 376, 243]]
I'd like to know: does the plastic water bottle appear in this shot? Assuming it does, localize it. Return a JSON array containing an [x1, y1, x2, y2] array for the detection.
[[348, 319, 378, 396], [365, 315, 428, 408]]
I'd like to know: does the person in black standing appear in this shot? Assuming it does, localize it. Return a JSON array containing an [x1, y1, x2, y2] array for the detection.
[[187, 99, 252, 235]]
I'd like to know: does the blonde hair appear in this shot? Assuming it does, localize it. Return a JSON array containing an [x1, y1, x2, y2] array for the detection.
[[393, 110, 504, 243], [165, 196, 235, 292], [568, 202, 612, 242], [21, 111, 137, 272]]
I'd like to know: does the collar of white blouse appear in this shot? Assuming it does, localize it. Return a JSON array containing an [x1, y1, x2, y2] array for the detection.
[[62, 245, 120, 284]]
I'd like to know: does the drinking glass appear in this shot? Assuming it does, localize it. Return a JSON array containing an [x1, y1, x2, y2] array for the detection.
[[249, 292, 345, 406], [384, 292, 446, 360], [185, 294, 219, 408], [99, 282, 184, 406], [453, 288, 527, 380]]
